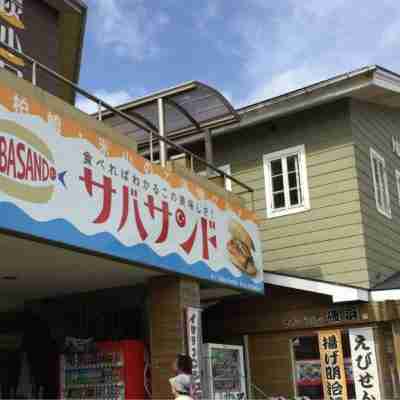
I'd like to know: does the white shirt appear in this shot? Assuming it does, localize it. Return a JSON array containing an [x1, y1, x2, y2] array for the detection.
[[175, 395, 193, 400]]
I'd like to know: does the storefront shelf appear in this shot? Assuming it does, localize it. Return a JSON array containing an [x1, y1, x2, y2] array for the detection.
[[63, 382, 125, 389], [65, 362, 124, 370]]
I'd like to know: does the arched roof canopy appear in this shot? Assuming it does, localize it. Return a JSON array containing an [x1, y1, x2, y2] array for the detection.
[[102, 81, 239, 145]]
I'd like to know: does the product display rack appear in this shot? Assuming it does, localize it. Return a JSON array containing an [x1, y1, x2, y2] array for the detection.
[[60, 351, 125, 400]]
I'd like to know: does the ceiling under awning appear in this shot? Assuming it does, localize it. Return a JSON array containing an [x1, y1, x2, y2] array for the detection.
[[102, 81, 239, 146], [0, 231, 162, 311]]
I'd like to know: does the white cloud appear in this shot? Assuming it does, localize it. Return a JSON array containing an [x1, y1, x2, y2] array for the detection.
[[239, 63, 358, 106], [380, 20, 400, 49], [244, 66, 318, 104], [233, 0, 400, 106], [195, 0, 220, 31], [76, 89, 134, 114], [291, 0, 348, 18], [89, 0, 170, 60], [205, 0, 219, 19]]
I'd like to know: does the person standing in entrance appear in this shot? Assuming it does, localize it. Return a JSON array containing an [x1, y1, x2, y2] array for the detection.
[[170, 354, 194, 399], [170, 374, 193, 400]]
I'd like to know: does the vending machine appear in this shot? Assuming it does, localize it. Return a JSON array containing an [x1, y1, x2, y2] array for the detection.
[[203, 343, 247, 400], [60, 339, 145, 400]]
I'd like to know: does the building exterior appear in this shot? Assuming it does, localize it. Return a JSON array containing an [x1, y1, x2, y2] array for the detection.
[[0, 2, 264, 400], [199, 66, 400, 399], [107, 66, 400, 399], [211, 66, 396, 288], [2, 2, 400, 400], [0, 0, 87, 103]]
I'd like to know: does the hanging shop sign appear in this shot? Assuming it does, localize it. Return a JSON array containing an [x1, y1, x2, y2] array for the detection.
[[283, 305, 360, 329], [0, 82, 264, 293], [318, 329, 348, 400], [349, 327, 382, 400], [185, 307, 203, 400], [326, 306, 359, 323]]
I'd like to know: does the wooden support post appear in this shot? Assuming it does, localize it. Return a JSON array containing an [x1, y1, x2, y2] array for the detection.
[[204, 128, 214, 177], [149, 276, 200, 399]]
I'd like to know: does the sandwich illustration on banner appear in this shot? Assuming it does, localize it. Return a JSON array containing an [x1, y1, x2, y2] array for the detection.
[[0, 119, 67, 203], [227, 220, 257, 276]]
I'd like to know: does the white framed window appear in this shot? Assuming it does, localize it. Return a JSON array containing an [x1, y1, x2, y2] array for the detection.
[[199, 164, 232, 191], [370, 148, 391, 218], [263, 144, 310, 218], [396, 170, 400, 206]]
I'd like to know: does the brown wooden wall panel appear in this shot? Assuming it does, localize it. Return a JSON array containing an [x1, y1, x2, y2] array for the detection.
[[249, 333, 294, 399]]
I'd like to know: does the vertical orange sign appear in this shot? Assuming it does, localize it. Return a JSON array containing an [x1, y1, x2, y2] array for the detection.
[[318, 329, 348, 400]]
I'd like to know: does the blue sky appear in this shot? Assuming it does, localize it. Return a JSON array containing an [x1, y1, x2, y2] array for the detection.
[[77, 0, 400, 112]]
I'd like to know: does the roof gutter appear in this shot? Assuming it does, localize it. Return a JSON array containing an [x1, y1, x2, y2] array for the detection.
[[264, 271, 370, 303], [212, 66, 377, 138], [237, 65, 377, 114], [264, 271, 400, 303]]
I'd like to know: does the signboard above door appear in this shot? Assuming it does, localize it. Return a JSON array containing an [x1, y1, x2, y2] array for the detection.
[[0, 78, 264, 293]]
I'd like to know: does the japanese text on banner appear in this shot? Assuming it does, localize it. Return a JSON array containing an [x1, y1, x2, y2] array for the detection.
[[186, 307, 203, 400], [318, 330, 348, 400], [349, 328, 381, 400]]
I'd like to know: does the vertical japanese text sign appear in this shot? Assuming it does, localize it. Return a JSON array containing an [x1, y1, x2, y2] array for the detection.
[[186, 307, 203, 400], [349, 327, 382, 400], [318, 329, 348, 400]]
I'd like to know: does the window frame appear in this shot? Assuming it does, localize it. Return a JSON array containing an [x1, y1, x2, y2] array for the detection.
[[263, 144, 310, 219], [396, 169, 400, 207], [370, 147, 391, 219]]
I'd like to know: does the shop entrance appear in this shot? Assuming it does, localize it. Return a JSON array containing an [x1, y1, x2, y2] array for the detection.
[[0, 231, 160, 399], [0, 286, 150, 399], [292, 332, 355, 399]]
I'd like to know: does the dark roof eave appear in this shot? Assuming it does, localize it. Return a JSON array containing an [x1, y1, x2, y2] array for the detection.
[[212, 65, 380, 138], [372, 271, 400, 290]]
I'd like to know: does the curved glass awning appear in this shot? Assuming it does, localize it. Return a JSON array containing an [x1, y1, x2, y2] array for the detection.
[[102, 81, 239, 145]]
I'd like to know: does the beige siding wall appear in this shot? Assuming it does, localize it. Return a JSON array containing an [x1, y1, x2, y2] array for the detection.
[[213, 101, 370, 287], [351, 100, 400, 287]]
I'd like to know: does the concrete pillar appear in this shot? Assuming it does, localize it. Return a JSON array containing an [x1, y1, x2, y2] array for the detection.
[[149, 276, 200, 399]]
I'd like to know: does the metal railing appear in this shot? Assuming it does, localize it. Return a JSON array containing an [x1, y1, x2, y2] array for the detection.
[[249, 383, 269, 400], [0, 42, 255, 199]]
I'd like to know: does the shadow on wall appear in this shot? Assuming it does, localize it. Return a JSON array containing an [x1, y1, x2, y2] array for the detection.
[[279, 267, 324, 281]]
